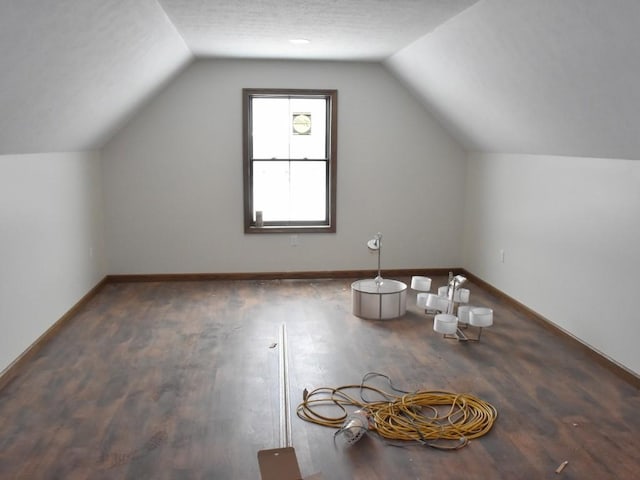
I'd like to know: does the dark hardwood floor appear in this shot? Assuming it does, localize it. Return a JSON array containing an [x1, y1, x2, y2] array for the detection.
[[0, 276, 638, 479]]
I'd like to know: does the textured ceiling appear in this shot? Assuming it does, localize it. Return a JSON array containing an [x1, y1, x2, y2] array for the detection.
[[0, 0, 191, 155], [0, 0, 477, 154], [387, 0, 640, 160], [157, 0, 479, 60], [2, 0, 640, 160]]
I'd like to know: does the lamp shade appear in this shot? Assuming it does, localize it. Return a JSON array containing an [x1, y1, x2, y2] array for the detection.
[[410, 276, 432, 291], [367, 239, 380, 250], [433, 314, 458, 334], [457, 305, 473, 324], [425, 293, 450, 312], [457, 288, 470, 303], [469, 308, 493, 327], [437, 286, 470, 303], [416, 293, 430, 309]]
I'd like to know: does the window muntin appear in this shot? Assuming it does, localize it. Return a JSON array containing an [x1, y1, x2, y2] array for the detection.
[[243, 89, 337, 233]]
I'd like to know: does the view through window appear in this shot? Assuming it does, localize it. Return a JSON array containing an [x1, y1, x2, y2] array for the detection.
[[243, 89, 337, 233]]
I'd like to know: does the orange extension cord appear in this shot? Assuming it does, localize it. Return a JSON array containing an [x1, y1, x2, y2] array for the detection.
[[295, 373, 497, 450]]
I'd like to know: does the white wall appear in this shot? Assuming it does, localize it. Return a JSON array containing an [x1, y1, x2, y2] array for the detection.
[[0, 151, 106, 373], [463, 152, 640, 374], [102, 59, 467, 274]]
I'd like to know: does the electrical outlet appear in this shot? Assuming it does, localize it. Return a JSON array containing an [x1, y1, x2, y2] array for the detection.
[[499, 249, 505, 263], [290, 235, 299, 247]]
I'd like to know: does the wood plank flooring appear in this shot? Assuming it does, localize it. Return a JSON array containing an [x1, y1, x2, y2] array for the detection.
[[0, 276, 638, 479]]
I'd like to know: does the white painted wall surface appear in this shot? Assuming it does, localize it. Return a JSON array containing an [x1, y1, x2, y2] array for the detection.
[[102, 59, 467, 274], [463, 153, 640, 374], [0, 152, 106, 373]]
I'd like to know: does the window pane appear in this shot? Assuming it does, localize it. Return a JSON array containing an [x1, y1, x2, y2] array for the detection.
[[289, 98, 326, 159], [252, 98, 289, 159], [290, 161, 326, 220], [253, 161, 327, 222], [252, 97, 327, 160]]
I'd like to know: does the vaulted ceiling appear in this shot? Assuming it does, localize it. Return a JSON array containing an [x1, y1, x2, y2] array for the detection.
[[2, 0, 638, 160], [387, 0, 640, 160]]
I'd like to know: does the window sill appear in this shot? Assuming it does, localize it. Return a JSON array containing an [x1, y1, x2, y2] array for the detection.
[[245, 225, 336, 234]]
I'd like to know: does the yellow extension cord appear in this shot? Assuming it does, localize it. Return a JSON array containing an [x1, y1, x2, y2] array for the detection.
[[296, 378, 497, 450]]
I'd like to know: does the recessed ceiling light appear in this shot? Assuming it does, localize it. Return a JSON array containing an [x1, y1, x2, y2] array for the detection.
[[289, 38, 310, 45]]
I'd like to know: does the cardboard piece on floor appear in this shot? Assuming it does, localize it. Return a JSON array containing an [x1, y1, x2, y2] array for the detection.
[[258, 447, 324, 480], [258, 447, 302, 480]]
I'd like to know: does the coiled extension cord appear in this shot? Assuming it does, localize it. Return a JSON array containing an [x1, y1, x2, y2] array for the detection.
[[296, 372, 497, 450]]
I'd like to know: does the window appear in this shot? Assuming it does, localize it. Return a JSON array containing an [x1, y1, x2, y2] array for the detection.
[[243, 88, 337, 233]]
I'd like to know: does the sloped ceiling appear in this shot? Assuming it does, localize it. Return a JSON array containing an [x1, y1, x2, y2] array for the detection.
[[0, 0, 192, 155], [156, 0, 478, 60], [387, 0, 640, 160], [0, 0, 478, 155], [2, 0, 639, 160]]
